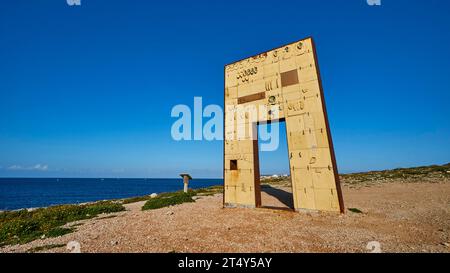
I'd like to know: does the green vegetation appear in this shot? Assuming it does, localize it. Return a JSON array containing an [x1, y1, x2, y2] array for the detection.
[[0, 185, 221, 246], [0, 201, 125, 246], [122, 195, 154, 204], [27, 243, 66, 253], [141, 186, 223, 211], [340, 163, 450, 184], [348, 208, 363, 214], [45, 227, 75, 238], [121, 186, 223, 207], [192, 185, 223, 196], [259, 164, 450, 187], [142, 191, 195, 210]]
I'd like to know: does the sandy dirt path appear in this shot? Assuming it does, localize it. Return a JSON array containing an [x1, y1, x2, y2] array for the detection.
[[1, 181, 449, 253]]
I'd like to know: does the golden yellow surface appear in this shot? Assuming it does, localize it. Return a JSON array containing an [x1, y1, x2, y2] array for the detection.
[[224, 37, 344, 213]]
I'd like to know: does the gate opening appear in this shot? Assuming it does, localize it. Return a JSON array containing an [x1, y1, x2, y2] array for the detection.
[[257, 120, 294, 210]]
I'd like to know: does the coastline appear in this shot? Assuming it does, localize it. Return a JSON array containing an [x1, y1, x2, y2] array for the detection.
[[1, 179, 449, 253], [0, 185, 223, 247], [0, 178, 223, 212], [1, 164, 449, 252]]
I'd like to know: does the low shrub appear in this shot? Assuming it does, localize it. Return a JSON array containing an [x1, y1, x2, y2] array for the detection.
[[142, 191, 195, 211], [0, 201, 125, 246]]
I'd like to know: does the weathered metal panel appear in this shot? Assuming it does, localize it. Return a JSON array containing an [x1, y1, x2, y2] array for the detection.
[[224, 37, 344, 213]]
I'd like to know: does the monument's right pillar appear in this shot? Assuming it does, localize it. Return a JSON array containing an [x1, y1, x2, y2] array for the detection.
[[284, 38, 344, 213]]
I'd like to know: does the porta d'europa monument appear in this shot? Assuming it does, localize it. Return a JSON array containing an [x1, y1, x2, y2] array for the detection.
[[224, 37, 344, 213]]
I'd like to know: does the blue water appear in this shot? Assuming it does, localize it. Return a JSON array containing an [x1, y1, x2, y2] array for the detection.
[[0, 178, 223, 211]]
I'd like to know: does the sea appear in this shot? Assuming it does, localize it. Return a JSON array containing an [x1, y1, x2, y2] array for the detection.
[[0, 178, 223, 211]]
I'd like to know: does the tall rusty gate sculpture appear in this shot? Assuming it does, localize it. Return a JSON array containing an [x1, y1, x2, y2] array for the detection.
[[223, 37, 344, 213]]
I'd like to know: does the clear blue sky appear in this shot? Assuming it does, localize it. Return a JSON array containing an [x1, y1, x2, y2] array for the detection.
[[0, 0, 449, 178]]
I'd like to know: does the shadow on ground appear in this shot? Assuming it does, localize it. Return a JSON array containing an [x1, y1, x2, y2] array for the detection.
[[260, 185, 294, 210]]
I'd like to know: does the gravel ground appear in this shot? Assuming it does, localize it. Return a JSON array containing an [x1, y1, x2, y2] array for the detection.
[[1, 180, 449, 253]]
